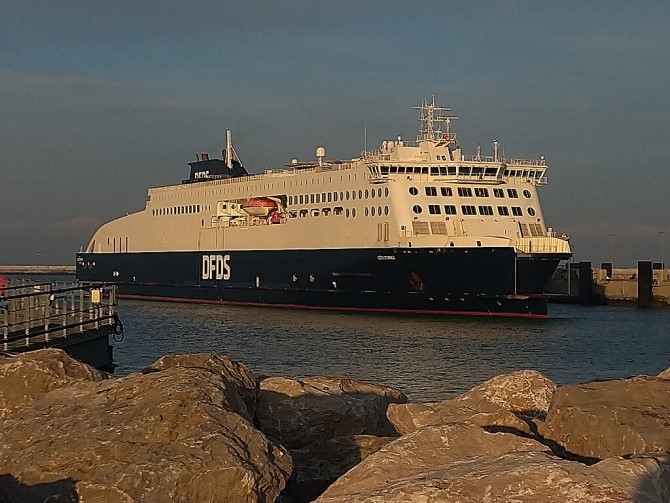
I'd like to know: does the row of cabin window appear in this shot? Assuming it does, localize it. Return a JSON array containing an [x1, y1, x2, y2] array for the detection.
[[378, 166, 543, 179], [413, 204, 536, 217], [380, 166, 500, 176], [152, 204, 202, 216], [289, 206, 391, 218], [411, 186, 531, 199], [287, 187, 389, 206]]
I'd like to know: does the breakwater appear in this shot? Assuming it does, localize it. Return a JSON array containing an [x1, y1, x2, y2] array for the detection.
[[0, 349, 668, 502], [0, 265, 75, 275], [547, 261, 670, 307]]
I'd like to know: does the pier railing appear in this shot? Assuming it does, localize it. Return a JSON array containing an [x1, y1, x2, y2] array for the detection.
[[0, 281, 118, 352]]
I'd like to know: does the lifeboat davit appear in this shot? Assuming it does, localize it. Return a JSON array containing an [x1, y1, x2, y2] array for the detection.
[[241, 197, 278, 217]]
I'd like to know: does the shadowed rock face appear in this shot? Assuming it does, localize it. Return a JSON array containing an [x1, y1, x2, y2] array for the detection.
[[0, 348, 106, 419], [545, 376, 670, 459], [316, 451, 670, 503], [287, 435, 394, 503], [256, 376, 407, 449], [0, 353, 291, 503]]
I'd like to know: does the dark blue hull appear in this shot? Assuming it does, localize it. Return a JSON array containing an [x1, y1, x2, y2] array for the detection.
[[76, 248, 561, 317]]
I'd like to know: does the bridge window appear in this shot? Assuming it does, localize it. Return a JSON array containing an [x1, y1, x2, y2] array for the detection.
[[474, 188, 489, 197], [457, 187, 473, 197], [440, 187, 453, 196]]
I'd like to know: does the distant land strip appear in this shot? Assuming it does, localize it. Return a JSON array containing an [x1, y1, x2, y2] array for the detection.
[[0, 265, 75, 275]]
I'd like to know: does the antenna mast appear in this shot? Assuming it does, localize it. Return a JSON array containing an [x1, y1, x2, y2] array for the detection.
[[414, 95, 459, 142]]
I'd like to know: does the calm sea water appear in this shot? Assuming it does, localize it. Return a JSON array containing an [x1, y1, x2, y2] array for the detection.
[[112, 300, 670, 401]]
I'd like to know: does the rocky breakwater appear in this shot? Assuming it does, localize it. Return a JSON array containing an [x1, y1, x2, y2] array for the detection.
[[0, 350, 292, 502], [0, 349, 669, 503], [316, 368, 670, 503]]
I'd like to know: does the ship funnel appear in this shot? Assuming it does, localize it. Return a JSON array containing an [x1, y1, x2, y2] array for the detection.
[[226, 129, 233, 169]]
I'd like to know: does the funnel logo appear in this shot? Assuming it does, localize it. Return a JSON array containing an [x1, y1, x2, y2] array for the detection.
[[202, 254, 231, 280]]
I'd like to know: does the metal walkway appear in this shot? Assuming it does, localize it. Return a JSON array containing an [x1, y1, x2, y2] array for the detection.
[[0, 279, 119, 370]]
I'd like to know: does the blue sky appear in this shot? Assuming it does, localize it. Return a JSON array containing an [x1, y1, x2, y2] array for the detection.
[[1, 1, 669, 266]]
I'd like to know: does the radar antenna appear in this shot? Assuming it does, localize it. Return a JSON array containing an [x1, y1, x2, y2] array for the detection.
[[414, 95, 459, 142]]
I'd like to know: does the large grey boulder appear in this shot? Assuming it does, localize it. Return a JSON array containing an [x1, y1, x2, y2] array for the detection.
[[144, 352, 257, 421], [386, 369, 555, 436], [316, 450, 670, 503], [545, 376, 670, 459], [316, 422, 546, 499], [256, 376, 407, 449], [0, 357, 291, 503], [457, 369, 556, 418], [0, 348, 105, 419], [387, 398, 532, 436]]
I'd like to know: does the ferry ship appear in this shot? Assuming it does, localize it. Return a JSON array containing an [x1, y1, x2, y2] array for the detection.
[[76, 97, 571, 317]]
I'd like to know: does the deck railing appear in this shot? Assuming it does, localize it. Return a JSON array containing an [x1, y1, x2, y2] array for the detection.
[[0, 281, 118, 352]]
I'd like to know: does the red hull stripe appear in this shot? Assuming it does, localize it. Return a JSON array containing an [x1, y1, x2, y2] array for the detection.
[[119, 294, 548, 319]]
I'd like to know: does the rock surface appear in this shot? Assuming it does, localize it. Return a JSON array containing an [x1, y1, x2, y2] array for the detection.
[[658, 366, 670, 379], [317, 423, 546, 499], [386, 369, 556, 437], [316, 450, 670, 503], [0, 353, 291, 503], [545, 376, 670, 459], [387, 398, 532, 436], [256, 376, 407, 449], [457, 369, 556, 418], [0, 348, 105, 419], [144, 352, 257, 421]]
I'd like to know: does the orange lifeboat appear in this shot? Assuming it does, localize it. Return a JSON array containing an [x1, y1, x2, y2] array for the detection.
[[241, 197, 278, 217]]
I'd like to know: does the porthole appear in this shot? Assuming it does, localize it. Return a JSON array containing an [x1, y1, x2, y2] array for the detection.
[[528, 207, 536, 216], [358, 190, 363, 199], [412, 204, 423, 214], [523, 189, 532, 198], [352, 191, 357, 200], [378, 206, 382, 216], [371, 206, 376, 216], [384, 206, 389, 215], [346, 191, 350, 200], [371, 189, 375, 199], [365, 189, 369, 198], [365, 207, 369, 216], [378, 188, 382, 198], [409, 187, 418, 196], [352, 208, 356, 217], [346, 208, 350, 218], [384, 187, 389, 197]]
